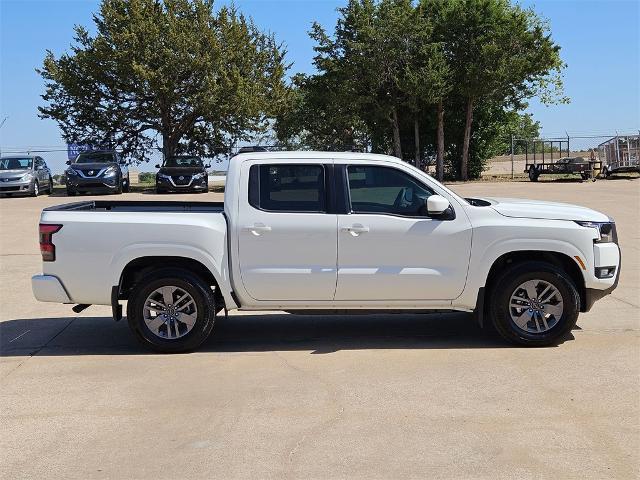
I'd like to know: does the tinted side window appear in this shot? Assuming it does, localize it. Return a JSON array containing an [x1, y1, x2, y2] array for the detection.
[[249, 164, 326, 212], [347, 166, 433, 216]]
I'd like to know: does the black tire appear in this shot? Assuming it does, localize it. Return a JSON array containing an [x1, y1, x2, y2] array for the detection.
[[66, 187, 77, 196], [602, 166, 611, 178], [126, 269, 217, 353], [488, 261, 580, 347], [123, 175, 130, 193], [114, 177, 123, 194], [47, 176, 54, 193], [155, 186, 166, 194], [528, 167, 539, 182], [31, 180, 39, 197]]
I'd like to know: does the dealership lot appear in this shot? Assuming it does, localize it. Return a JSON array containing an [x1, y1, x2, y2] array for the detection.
[[1, 180, 638, 479]]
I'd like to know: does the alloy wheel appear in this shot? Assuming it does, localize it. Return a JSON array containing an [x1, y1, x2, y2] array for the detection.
[[509, 279, 564, 333], [143, 285, 198, 339]]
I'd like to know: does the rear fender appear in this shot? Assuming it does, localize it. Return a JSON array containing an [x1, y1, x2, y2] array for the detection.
[[110, 243, 236, 309]]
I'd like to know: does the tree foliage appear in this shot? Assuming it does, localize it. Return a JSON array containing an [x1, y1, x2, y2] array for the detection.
[[276, 0, 565, 179], [39, 0, 289, 162]]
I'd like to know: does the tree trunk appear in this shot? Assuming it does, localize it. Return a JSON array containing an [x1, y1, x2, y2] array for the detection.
[[414, 118, 420, 168], [162, 134, 177, 160], [391, 107, 402, 159], [436, 101, 445, 181], [461, 97, 474, 181]]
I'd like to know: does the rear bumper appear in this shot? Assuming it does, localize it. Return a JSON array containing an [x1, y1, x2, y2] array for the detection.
[[32, 274, 72, 303]]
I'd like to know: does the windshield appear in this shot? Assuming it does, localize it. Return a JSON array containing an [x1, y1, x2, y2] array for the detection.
[[75, 152, 116, 164], [163, 156, 203, 168], [0, 158, 33, 170]]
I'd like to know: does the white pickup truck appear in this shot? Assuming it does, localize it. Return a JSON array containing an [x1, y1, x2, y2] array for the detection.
[[32, 152, 620, 352]]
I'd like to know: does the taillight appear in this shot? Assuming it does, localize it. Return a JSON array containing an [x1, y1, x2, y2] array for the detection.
[[39, 224, 62, 262]]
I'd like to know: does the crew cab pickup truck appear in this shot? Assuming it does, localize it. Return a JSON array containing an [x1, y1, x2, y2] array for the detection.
[[32, 152, 620, 352]]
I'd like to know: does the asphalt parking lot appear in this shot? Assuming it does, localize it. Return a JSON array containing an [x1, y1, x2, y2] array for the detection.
[[1, 179, 638, 479]]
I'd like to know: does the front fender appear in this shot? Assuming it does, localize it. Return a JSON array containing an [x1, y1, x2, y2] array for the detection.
[[456, 238, 590, 309]]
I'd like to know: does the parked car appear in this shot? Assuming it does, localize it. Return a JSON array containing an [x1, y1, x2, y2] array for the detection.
[[155, 156, 210, 193], [65, 150, 129, 195], [0, 155, 53, 197], [32, 151, 620, 353]]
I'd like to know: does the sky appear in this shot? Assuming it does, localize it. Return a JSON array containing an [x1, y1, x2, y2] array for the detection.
[[1, 0, 638, 174]]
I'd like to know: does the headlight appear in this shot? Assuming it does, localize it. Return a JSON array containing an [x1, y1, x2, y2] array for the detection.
[[66, 168, 78, 176], [157, 173, 170, 180], [20, 172, 34, 181], [192, 172, 206, 180], [102, 166, 117, 178], [575, 221, 616, 243]]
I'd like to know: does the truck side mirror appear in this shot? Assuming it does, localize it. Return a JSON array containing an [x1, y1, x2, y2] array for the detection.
[[426, 195, 450, 215], [66, 160, 71, 165], [426, 195, 455, 220]]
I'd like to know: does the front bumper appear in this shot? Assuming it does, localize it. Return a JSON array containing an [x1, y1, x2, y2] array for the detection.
[[156, 175, 208, 192], [67, 175, 118, 192], [0, 179, 32, 194], [32, 274, 72, 303], [582, 243, 621, 312]]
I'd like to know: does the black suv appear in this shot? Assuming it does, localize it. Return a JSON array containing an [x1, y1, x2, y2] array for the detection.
[[65, 150, 130, 196], [155, 156, 210, 193]]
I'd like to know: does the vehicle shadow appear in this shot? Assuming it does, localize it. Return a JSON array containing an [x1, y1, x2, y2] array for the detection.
[[0, 312, 574, 357]]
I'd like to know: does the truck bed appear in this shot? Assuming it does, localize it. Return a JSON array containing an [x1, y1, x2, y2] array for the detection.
[[43, 200, 224, 213]]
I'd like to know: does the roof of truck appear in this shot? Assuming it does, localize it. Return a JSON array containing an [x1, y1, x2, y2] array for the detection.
[[231, 150, 400, 163]]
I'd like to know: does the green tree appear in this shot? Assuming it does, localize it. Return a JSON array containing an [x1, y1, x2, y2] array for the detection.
[[444, 0, 565, 179], [39, 0, 288, 162]]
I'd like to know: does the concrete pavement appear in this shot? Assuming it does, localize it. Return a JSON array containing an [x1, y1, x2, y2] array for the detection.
[[1, 179, 638, 479]]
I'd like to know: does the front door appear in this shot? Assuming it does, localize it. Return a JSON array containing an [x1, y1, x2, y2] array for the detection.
[[237, 162, 337, 301], [335, 164, 472, 301]]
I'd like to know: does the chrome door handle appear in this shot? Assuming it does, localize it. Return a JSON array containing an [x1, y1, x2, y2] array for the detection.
[[341, 224, 369, 236], [246, 223, 272, 236]]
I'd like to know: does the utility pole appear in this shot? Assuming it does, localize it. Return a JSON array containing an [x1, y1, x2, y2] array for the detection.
[[0, 116, 8, 158], [510, 134, 514, 179]]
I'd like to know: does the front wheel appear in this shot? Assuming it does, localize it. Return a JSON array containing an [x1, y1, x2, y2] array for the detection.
[[31, 180, 39, 197], [528, 167, 539, 182], [126, 269, 217, 353], [122, 175, 130, 193], [488, 261, 579, 347]]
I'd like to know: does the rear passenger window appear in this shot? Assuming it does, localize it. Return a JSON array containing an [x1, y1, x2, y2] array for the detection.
[[249, 164, 326, 212]]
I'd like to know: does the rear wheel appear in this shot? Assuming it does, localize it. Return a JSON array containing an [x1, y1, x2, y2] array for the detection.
[[528, 167, 539, 182], [123, 175, 130, 193], [127, 269, 217, 353], [66, 186, 77, 196], [488, 261, 579, 347]]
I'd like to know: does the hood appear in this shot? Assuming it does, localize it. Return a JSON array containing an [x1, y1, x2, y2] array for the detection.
[[0, 169, 32, 178], [70, 162, 117, 171], [482, 197, 611, 222], [158, 166, 205, 175]]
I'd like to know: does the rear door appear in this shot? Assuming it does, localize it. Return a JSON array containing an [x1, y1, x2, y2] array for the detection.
[[237, 162, 337, 301], [35, 157, 47, 185], [335, 163, 472, 301]]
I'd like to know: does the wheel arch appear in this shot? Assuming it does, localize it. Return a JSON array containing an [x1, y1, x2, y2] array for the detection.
[[484, 250, 587, 313], [116, 256, 228, 309]]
